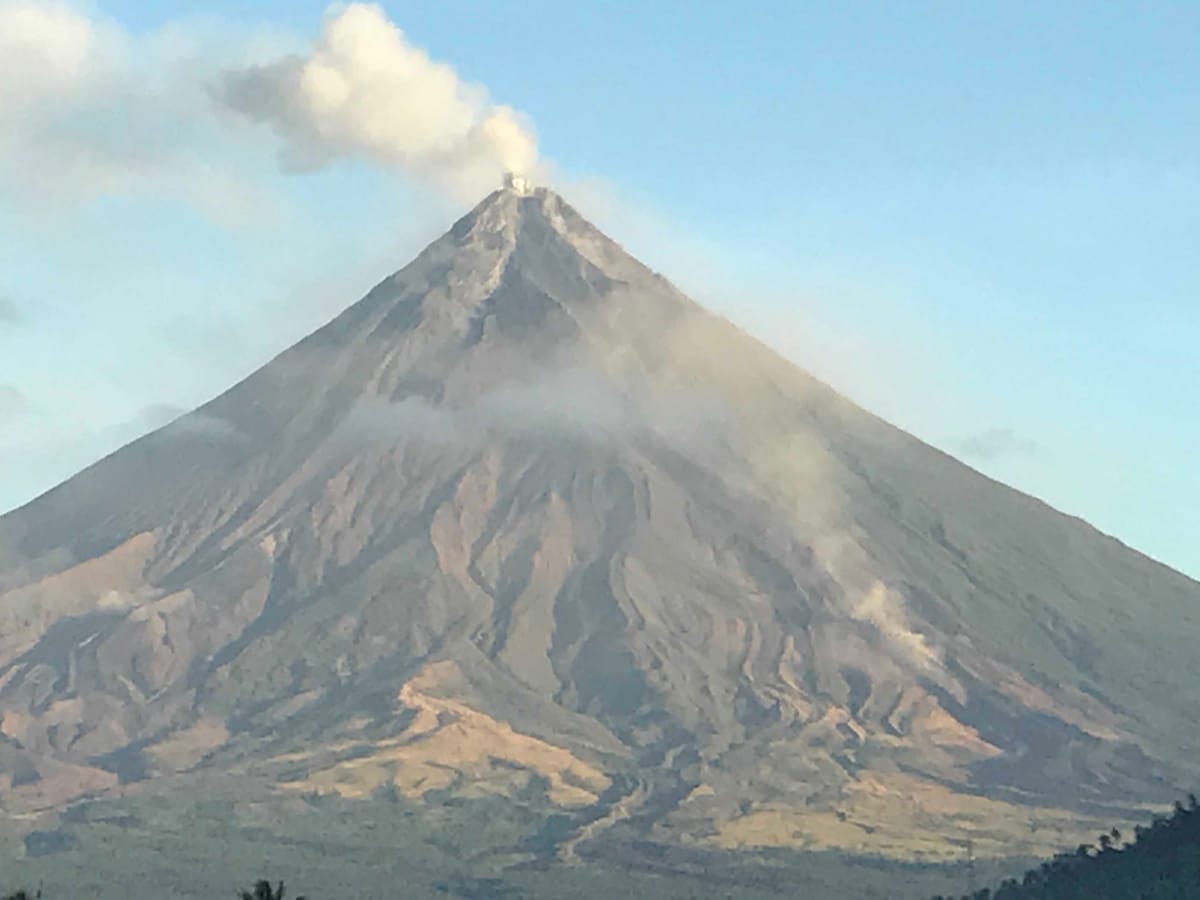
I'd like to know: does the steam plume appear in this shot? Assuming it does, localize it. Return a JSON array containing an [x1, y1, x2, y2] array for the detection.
[[217, 3, 538, 199]]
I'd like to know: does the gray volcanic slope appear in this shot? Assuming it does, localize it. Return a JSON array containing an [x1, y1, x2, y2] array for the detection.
[[1, 186, 1198, 861]]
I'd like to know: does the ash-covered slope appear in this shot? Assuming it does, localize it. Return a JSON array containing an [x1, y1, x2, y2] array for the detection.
[[1, 186, 1198, 860]]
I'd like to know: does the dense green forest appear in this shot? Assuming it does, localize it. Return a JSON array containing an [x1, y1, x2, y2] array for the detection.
[[936, 795, 1200, 899], [5, 797, 1199, 899]]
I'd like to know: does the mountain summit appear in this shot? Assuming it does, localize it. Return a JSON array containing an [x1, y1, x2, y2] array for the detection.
[[2, 186, 1199, 864]]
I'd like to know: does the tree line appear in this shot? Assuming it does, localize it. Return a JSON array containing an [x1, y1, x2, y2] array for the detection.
[[934, 793, 1200, 899], [3, 882, 299, 900], [5, 795, 1200, 900]]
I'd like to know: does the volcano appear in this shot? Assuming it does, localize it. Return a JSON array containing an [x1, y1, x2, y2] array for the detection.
[[2, 184, 1198, 868]]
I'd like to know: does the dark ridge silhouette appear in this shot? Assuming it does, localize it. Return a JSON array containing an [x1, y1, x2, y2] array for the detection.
[[934, 794, 1200, 899], [239, 882, 303, 900], [3, 882, 302, 900]]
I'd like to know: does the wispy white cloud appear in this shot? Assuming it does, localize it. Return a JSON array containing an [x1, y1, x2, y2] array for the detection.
[[0, 385, 27, 418], [0, 1, 98, 109], [137, 403, 244, 443], [138, 403, 190, 430], [340, 368, 727, 449], [952, 427, 1046, 461], [0, 292, 19, 324], [341, 396, 460, 444], [0, 398, 242, 513], [0, 0, 288, 223]]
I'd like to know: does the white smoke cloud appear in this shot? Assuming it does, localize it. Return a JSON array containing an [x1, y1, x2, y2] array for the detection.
[[812, 532, 941, 672], [0, 2, 537, 211], [216, 3, 538, 199], [851, 580, 939, 671], [481, 370, 632, 440], [339, 368, 726, 448], [341, 395, 460, 444], [140, 404, 243, 443]]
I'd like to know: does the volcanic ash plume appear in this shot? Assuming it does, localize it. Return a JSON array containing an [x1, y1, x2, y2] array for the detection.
[[216, 2, 538, 198]]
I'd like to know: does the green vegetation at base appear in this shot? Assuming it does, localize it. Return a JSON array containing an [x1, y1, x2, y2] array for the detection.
[[0, 788, 1013, 899], [10, 794, 1200, 898], [239, 882, 300, 900], [935, 794, 1200, 899]]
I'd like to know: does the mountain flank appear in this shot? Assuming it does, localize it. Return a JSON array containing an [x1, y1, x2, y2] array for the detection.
[[1, 184, 1198, 868]]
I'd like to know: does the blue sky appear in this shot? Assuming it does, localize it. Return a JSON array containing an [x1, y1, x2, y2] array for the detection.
[[0, 1, 1196, 577]]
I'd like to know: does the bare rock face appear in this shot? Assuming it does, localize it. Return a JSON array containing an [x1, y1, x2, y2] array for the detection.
[[2, 186, 1198, 860]]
